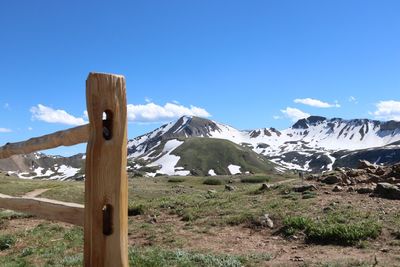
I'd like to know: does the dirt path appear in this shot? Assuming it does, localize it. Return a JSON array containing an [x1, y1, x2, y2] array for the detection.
[[22, 188, 50, 198]]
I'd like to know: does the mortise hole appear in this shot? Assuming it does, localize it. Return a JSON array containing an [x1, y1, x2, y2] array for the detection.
[[102, 110, 113, 140], [102, 204, 113, 236]]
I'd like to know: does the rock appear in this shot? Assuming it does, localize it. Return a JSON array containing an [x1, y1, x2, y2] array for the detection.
[[306, 174, 319, 180], [347, 187, 355, 192], [225, 185, 236, 191], [259, 183, 272, 191], [347, 169, 367, 178], [374, 183, 400, 200], [357, 187, 374, 194], [386, 177, 397, 184], [263, 214, 274, 229], [147, 215, 157, 224], [321, 175, 342, 185], [292, 184, 317, 192], [332, 185, 343, 192], [358, 160, 377, 170], [207, 189, 217, 194], [375, 167, 386, 176], [256, 214, 274, 229]]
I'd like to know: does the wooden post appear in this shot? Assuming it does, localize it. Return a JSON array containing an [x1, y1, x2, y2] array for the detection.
[[84, 73, 128, 267]]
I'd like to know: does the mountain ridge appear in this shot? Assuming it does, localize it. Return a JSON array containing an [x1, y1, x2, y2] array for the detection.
[[2, 115, 400, 179]]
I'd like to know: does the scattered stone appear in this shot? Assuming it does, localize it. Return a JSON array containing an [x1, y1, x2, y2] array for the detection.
[[225, 184, 236, 191], [321, 175, 342, 185], [147, 215, 157, 224], [358, 160, 377, 170], [374, 183, 400, 200], [347, 187, 355, 192], [357, 187, 374, 194], [207, 189, 217, 194], [375, 167, 386, 176], [380, 248, 390, 253], [261, 214, 274, 229], [332, 185, 343, 192], [292, 184, 317, 192], [259, 183, 272, 191], [290, 256, 304, 262]]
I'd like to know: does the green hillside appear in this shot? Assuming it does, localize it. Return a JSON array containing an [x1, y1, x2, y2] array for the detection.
[[172, 137, 276, 176]]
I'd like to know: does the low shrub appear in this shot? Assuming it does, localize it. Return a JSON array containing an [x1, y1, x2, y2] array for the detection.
[[240, 176, 270, 184], [168, 178, 185, 183], [281, 216, 382, 245], [203, 178, 223, 185], [306, 221, 382, 245], [282, 216, 312, 236], [0, 234, 16, 251], [128, 204, 146, 216]]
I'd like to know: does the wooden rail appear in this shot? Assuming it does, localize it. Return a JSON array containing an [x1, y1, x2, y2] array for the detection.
[[0, 72, 129, 267], [0, 124, 89, 159], [0, 193, 84, 226]]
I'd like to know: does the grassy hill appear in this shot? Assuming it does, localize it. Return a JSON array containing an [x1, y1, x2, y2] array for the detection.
[[173, 138, 276, 176]]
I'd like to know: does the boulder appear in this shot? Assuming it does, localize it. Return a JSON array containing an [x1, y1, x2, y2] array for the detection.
[[321, 175, 342, 185], [225, 184, 236, 191], [259, 183, 272, 191], [357, 187, 374, 194], [358, 160, 377, 170], [347, 169, 367, 178], [374, 183, 400, 200], [259, 214, 274, 229], [333, 185, 343, 192], [375, 167, 386, 176], [293, 184, 318, 192]]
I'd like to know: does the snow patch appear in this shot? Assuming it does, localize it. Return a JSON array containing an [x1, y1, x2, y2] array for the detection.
[[228, 164, 241, 175]]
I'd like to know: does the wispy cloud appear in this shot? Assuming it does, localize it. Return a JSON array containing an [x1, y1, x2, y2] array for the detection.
[[371, 100, 400, 121], [294, 98, 340, 108], [281, 107, 310, 122], [3, 103, 10, 110], [30, 104, 87, 126], [127, 102, 211, 123], [348, 96, 358, 104], [0, 127, 12, 133]]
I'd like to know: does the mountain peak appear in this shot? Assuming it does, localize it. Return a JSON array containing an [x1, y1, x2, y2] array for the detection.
[[292, 116, 327, 129]]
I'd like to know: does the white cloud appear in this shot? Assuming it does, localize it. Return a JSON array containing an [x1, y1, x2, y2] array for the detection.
[[273, 115, 282, 120], [281, 107, 310, 122], [127, 102, 211, 123], [0, 127, 12, 133], [28, 127, 33, 131], [30, 104, 87, 126], [294, 98, 340, 108], [372, 100, 400, 121], [3, 103, 10, 110], [349, 96, 358, 103]]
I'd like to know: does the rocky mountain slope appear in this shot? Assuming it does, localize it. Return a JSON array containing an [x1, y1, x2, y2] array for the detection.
[[128, 116, 400, 175], [1, 115, 400, 180]]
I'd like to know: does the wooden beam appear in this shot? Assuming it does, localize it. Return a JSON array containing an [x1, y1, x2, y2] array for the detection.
[[0, 193, 84, 226], [84, 73, 128, 267], [0, 124, 89, 159]]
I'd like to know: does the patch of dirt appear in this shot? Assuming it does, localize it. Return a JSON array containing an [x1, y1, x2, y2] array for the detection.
[[22, 188, 50, 198]]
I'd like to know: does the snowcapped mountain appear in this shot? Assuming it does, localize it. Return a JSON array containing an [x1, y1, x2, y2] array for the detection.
[[0, 152, 85, 180], [2, 115, 400, 179], [127, 116, 400, 175]]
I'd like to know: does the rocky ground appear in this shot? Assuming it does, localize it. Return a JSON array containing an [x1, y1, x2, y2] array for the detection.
[[305, 160, 400, 200], [1, 166, 400, 266]]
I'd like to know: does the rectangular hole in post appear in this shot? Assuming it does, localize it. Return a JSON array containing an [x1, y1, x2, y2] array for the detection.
[[102, 110, 113, 140], [102, 204, 113, 236]]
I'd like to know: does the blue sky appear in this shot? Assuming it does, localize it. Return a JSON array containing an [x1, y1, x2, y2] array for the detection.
[[1, 0, 400, 155]]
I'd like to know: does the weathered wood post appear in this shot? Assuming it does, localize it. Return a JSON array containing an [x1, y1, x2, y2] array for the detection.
[[84, 73, 128, 266]]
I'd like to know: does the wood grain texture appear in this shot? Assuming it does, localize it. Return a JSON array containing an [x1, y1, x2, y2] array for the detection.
[[0, 193, 84, 226], [84, 73, 128, 267], [0, 124, 89, 159]]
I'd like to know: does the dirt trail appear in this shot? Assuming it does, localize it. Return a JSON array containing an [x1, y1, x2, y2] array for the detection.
[[22, 188, 50, 198]]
